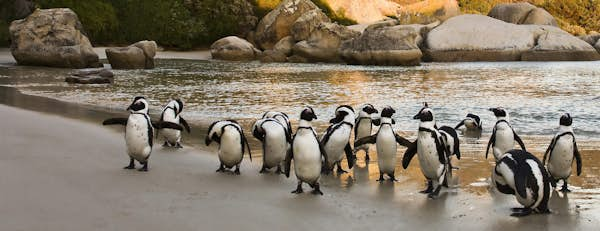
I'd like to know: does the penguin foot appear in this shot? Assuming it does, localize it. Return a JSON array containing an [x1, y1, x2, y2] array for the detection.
[[138, 163, 148, 172], [162, 141, 170, 147], [234, 167, 241, 175], [420, 185, 434, 194], [291, 184, 303, 194], [175, 142, 183, 148], [427, 185, 442, 199], [336, 167, 348, 174], [124, 158, 135, 169], [388, 176, 398, 182], [376, 173, 385, 182], [216, 165, 226, 173], [510, 208, 532, 217], [311, 183, 324, 195], [275, 166, 283, 175], [259, 167, 269, 174]]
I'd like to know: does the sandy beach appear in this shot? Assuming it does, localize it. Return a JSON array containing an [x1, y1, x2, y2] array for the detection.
[[1, 102, 599, 231]]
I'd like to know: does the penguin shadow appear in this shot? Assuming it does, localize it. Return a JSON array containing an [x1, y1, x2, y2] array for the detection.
[[351, 159, 371, 183], [549, 190, 571, 215], [461, 129, 482, 139], [375, 181, 396, 200]]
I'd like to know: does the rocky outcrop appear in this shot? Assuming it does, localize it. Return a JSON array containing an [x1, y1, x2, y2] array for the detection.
[[291, 22, 360, 63], [426, 15, 599, 62], [323, 0, 398, 24], [106, 40, 157, 69], [340, 23, 436, 65], [488, 3, 557, 26], [259, 50, 288, 63], [290, 9, 330, 42], [210, 36, 260, 61], [254, 0, 320, 50], [579, 34, 600, 46], [596, 40, 600, 53], [273, 36, 295, 56], [9, 8, 101, 68], [396, 0, 460, 24], [66, 69, 114, 84]]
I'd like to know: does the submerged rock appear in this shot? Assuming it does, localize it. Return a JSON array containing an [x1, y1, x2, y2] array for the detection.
[[9, 8, 101, 68], [66, 69, 114, 84], [254, 0, 319, 50], [210, 36, 260, 61], [488, 3, 557, 26], [292, 22, 360, 63]]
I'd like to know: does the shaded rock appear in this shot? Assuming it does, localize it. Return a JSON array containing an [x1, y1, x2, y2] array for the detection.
[[131, 40, 157, 68], [259, 50, 288, 63], [254, 0, 320, 50], [596, 40, 600, 53], [14, 0, 36, 19], [578, 34, 600, 46], [488, 3, 557, 26], [292, 22, 360, 62], [106, 46, 146, 69], [210, 36, 260, 61], [66, 69, 114, 84], [273, 36, 295, 56], [286, 54, 309, 63], [290, 9, 330, 42], [340, 23, 436, 65], [9, 8, 101, 68], [522, 26, 600, 61]]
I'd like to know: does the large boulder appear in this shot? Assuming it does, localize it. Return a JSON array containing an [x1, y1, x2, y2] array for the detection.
[[210, 36, 260, 61], [254, 0, 320, 50], [290, 9, 330, 42], [425, 14, 599, 62], [273, 36, 295, 56], [488, 3, 557, 26], [340, 23, 435, 65], [596, 40, 600, 53], [9, 8, 101, 68], [396, 0, 460, 24], [578, 34, 600, 46], [292, 22, 360, 63], [106, 46, 146, 69], [131, 40, 157, 68]]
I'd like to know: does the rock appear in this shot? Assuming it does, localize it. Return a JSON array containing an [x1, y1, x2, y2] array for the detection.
[[595, 40, 600, 53], [254, 0, 320, 50], [324, 0, 399, 24], [13, 0, 35, 19], [9, 8, 101, 68], [106, 46, 146, 69], [286, 55, 309, 63], [426, 15, 599, 62], [131, 40, 157, 68], [292, 22, 360, 62], [396, 0, 460, 24], [273, 36, 295, 56], [290, 9, 330, 42], [488, 3, 557, 26], [340, 24, 436, 65], [259, 50, 288, 63], [578, 34, 600, 46], [66, 69, 114, 84], [210, 36, 260, 61]]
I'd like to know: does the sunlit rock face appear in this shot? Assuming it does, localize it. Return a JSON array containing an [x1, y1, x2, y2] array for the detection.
[[488, 2, 558, 27], [210, 36, 261, 61]]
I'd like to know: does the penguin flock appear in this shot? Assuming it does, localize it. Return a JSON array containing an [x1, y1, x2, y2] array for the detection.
[[103, 97, 584, 217]]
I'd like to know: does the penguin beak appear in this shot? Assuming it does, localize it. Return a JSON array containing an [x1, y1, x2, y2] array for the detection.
[[413, 113, 420, 120], [488, 108, 495, 112]]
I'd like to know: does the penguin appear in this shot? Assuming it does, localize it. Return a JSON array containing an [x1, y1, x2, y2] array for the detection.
[[321, 105, 357, 174], [159, 99, 191, 148], [402, 103, 450, 198], [262, 111, 293, 135], [102, 96, 183, 171], [284, 107, 327, 195], [354, 106, 412, 181], [438, 125, 461, 165], [542, 113, 583, 192], [205, 120, 252, 175], [454, 113, 482, 130], [486, 107, 526, 160], [493, 149, 554, 217], [353, 104, 379, 161], [252, 118, 291, 174]]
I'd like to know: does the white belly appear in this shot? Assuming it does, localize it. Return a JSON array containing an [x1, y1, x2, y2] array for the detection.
[[263, 130, 287, 168], [376, 128, 397, 174], [355, 120, 372, 151], [219, 128, 243, 168], [547, 137, 574, 179], [125, 114, 152, 162], [417, 133, 444, 181], [324, 125, 351, 166], [161, 113, 181, 143], [293, 133, 322, 183], [493, 127, 515, 159]]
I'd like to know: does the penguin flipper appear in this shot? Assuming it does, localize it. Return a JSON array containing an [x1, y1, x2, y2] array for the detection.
[[241, 130, 252, 162], [574, 139, 582, 176], [354, 135, 376, 147], [394, 133, 413, 148], [454, 119, 465, 129], [284, 142, 294, 178], [543, 136, 557, 164], [179, 117, 191, 133], [486, 128, 496, 159], [402, 141, 418, 169], [433, 133, 447, 165], [251, 123, 265, 142], [344, 142, 355, 169], [513, 130, 526, 151], [154, 121, 184, 130], [102, 118, 128, 126]]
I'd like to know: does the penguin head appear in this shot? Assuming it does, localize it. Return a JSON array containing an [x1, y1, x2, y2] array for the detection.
[[380, 106, 395, 118], [330, 105, 354, 124], [361, 104, 378, 115], [175, 99, 184, 114], [300, 107, 317, 121], [559, 113, 572, 126], [489, 107, 507, 118], [127, 96, 148, 114], [413, 103, 434, 122]]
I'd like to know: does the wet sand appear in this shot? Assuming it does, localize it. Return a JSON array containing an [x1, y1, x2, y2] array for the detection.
[[1, 102, 599, 230]]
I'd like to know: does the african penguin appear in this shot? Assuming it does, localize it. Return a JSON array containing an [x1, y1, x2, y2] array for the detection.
[[486, 107, 526, 161], [455, 113, 482, 131], [284, 107, 326, 195], [262, 111, 293, 135], [493, 149, 554, 217], [321, 105, 357, 174], [102, 96, 183, 171], [252, 118, 291, 174], [159, 99, 191, 148], [353, 104, 379, 161], [205, 120, 252, 175], [402, 103, 451, 198], [543, 113, 582, 192], [438, 125, 461, 172], [354, 106, 412, 181]]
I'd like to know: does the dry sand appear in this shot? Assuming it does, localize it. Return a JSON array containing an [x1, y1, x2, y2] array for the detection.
[[0, 104, 598, 230]]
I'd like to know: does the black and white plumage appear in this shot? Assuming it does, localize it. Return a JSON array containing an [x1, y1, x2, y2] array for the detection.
[[402, 104, 451, 198], [102, 96, 183, 171], [205, 120, 252, 175], [252, 118, 291, 174], [321, 105, 357, 174], [284, 107, 327, 195], [493, 149, 554, 217], [543, 113, 582, 192], [353, 104, 379, 161], [438, 126, 461, 161], [486, 107, 526, 160], [354, 106, 412, 181], [454, 113, 482, 130], [262, 111, 293, 136], [159, 99, 191, 148]]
